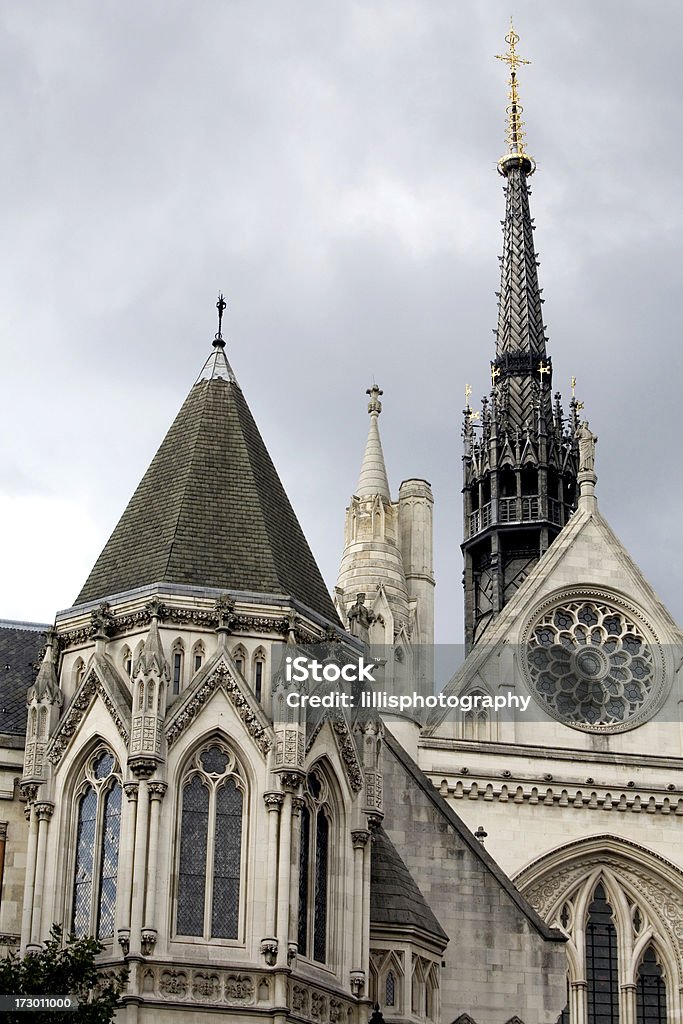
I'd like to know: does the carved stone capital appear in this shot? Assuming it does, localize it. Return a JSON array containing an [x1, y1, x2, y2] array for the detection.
[[264, 791, 284, 812], [20, 783, 39, 804], [287, 942, 298, 967], [35, 801, 55, 821], [148, 782, 168, 801], [278, 770, 304, 793], [117, 928, 130, 955], [366, 812, 384, 831], [291, 796, 305, 817], [128, 757, 158, 780], [140, 928, 157, 956], [351, 829, 370, 849], [124, 782, 139, 803]]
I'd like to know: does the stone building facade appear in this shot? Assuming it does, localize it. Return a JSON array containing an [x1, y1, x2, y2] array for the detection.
[[0, 26, 678, 1024]]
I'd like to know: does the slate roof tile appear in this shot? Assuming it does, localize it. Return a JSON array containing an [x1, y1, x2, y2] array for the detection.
[[76, 371, 339, 623]]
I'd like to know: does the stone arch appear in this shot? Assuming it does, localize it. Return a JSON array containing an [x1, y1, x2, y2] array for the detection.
[[514, 835, 683, 1021]]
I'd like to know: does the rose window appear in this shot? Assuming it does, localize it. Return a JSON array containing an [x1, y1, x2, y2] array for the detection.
[[526, 600, 656, 729]]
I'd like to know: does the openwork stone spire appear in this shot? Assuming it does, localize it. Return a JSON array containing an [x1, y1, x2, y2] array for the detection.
[[356, 385, 391, 502]]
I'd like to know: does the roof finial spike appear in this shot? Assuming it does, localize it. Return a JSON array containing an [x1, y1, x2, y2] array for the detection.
[[213, 292, 227, 349], [366, 383, 383, 416], [495, 21, 535, 176]]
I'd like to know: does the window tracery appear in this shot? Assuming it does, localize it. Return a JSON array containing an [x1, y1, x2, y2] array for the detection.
[[71, 747, 122, 940], [175, 739, 245, 941], [172, 639, 184, 695], [525, 597, 660, 731], [297, 767, 331, 964]]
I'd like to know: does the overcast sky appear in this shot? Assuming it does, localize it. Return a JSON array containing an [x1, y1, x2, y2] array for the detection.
[[1, 1, 681, 643]]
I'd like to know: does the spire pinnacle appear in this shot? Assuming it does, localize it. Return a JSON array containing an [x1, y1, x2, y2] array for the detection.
[[356, 385, 391, 501], [196, 292, 237, 384], [495, 21, 535, 176], [214, 292, 227, 349]]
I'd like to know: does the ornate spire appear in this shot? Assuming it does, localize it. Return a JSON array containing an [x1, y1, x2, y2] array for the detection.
[[495, 20, 535, 176], [356, 385, 391, 501]]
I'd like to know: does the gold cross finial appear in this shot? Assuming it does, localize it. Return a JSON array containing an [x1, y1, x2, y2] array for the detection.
[[538, 360, 550, 382], [495, 21, 534, 173], [491, 364, 501, 385], [495, 19, 530, 74]]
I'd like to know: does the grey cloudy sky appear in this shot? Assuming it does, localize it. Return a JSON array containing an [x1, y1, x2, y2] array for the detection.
[[1, 1, 681, 643]]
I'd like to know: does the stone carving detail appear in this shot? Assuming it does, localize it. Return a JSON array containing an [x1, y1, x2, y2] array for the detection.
[[331, 715, 363, 793], [160, 970, 188, 997], [292, 985, 310, 1014], [275, 726, 305, 768], [311, 992, 328, 1021], [57, 603, 327, 652], [225, 975, 254, 1003], [166, 662, 271, 753], [47, 669, 129, 766], [193, 973, 220, 1000]]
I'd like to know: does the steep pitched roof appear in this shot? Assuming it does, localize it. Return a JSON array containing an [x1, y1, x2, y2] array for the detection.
[[0, 620, 48, 736], [76, 346, 339, 623], [370, 825, 448, 943]]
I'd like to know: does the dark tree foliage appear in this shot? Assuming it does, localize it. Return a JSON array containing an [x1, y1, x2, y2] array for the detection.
[[0, 925, 128, 1024]]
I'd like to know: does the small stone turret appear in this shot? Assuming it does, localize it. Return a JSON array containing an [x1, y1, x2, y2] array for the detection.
[[398, 478, 435, 648], [335, 387, 410, 640], [23, 630, 62, 785]]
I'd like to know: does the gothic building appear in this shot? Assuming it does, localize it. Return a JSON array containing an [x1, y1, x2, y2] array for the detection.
[[0, 25, 679, 1024]]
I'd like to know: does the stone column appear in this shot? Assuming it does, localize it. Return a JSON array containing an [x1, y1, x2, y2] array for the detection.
[[276, 791, 293, 968], [263, 791, 283, 949], [116, 782, 139, 953], [570, 980, 587, 1024], [351, 830, 370, 995], [128, 768, 152, 956], [20, 799, 39, 951], [362, 824, 374, 977], [142, 782, 167, 953], [621, 984, 637, 1024], [289, 796, 304, 964], [30, 802, 54, 945]]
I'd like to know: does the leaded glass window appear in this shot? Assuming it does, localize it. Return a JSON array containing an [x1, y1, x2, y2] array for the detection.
[[386, 971, 396, 1007], [297, 767, 331, 964], [636, 946, 667, 1024], [175, 741, 245, 941], [71, 748, 122, 939], [586, 884, 619, 1024]]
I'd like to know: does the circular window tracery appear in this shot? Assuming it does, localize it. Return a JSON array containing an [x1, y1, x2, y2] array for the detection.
[[525, 598, 660, 731]]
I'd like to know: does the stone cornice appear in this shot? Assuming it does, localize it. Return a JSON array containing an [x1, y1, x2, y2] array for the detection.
[[431, 774, 683, 816]]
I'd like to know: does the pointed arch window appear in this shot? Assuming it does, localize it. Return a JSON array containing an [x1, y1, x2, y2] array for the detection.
[[232, 644, 247, 680], [636, 946, 667, 1024], [586, 882, 620, 1024], [121, 646, 132, 678], [175, 740, 245, 940], [543, 870, 671, 1024], [297, 768, 331, 963], [172, 640, 184, 695], [73, 657, 85, 688], [192, 641, 205, 676], [71, 748, 122, 939], [253, 649, 266, 702]]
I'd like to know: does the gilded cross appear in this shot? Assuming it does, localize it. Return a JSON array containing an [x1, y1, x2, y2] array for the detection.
[[491, 364, 501, 385], [495, 21, 530, 74], [538, 360, 550, 382]]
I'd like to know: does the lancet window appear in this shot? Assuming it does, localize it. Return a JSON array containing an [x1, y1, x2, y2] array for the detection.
[[70, 748, 122, 940], [175, 740, 245, 940], [552, 874, 670, 1024], [297, 767, 331, 963]]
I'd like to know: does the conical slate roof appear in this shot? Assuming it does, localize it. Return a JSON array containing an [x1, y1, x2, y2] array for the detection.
[[76, 345, 339, 623]]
